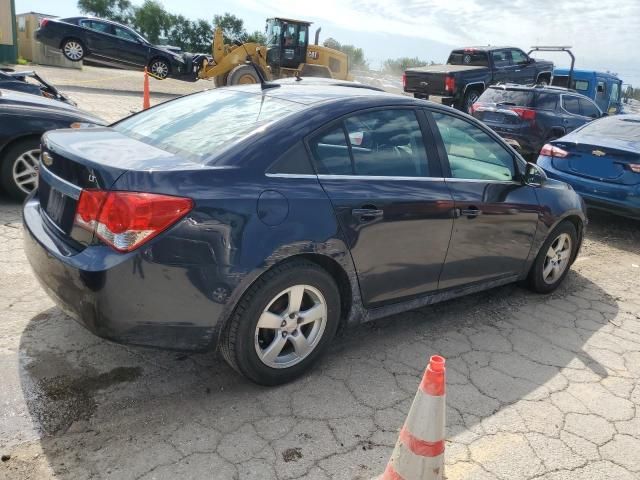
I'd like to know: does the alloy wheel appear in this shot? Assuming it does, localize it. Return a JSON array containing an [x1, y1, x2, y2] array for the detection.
[[150, 61, 169, 79], [63, 41, 84, 61], [12, 149, 40, 194], [466, 92, 479, 113], [254, 285, 327, 369], [542, 233, 572, 284]]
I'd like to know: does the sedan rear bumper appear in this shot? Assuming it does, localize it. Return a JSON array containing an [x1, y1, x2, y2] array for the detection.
[[23, 196, 220, 351], [538, 156, 640, 219]]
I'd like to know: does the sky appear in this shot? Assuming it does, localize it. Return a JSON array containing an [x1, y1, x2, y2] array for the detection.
[[15, 0, 640, 85]]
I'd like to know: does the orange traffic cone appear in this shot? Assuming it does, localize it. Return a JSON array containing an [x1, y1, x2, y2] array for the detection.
[[381, 355, 446, 480], [143, 67, 150, 110]]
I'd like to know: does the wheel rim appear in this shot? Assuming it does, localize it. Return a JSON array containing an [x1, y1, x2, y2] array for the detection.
[[542, 233, 572, 285], [12, 148, 40, 194], [238, 73, 257, 84], [151, 61, 169, 79], [466, 92, 479, 113], [254, 285, 327, 369], [64, 41, 83, 60]]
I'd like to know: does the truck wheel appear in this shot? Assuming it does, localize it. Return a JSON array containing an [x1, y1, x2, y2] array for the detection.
[[227, 65, 260, 85], [463, 89, 481, 114], [214, 74, 228, 88]]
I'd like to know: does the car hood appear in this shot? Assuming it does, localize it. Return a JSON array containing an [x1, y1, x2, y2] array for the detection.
[[0, 89, 106, 124]]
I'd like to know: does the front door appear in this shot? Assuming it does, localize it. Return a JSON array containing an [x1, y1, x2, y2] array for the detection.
[[428, 110, 539, 290], [308, 108, 455, 306], [111, 25, 149, 68], [509, 49, 537, 84]]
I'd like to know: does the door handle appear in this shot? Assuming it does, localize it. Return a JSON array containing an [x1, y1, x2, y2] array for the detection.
[[460, 207, 482, 218], [352, 208, 383, 222]]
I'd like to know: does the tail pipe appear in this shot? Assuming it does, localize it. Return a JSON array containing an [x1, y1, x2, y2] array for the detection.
[[315, 27, 321, 45]]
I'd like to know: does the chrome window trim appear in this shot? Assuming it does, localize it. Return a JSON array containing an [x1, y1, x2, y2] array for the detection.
[[444, 177, 520, 184], [265, 173, 317, 179], [39, 164, 82, 200], [317, 174, 446, 182]]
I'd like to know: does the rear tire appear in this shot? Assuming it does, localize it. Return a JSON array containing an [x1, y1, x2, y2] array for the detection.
[[227, 65, 260, 85], [462, 89, 481, 114], [220, 260, 340, 385], [0, 138, 41, 200], [527, 221, 578, 293], [61, 38, 85, 62]]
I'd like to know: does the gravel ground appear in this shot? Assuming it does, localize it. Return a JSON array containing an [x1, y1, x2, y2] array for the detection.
[[1, 65, 640, 480]]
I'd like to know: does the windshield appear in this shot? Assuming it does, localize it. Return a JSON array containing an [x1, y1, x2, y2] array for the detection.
[[448, 50, 489, 67], [266, 19, 281, 47], [577, 116, 640, 143], [114, 90, 304, 162], [479, 88, 534, 106]]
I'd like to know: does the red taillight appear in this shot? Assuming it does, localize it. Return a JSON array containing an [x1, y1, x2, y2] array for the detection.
[[540, 143, 569, 158], [40, 18, 50, 27], [511, 107, 536, 121], [445, 75, 455, 93], [402, 73, 407, 89], [74, 190, 193, 252]]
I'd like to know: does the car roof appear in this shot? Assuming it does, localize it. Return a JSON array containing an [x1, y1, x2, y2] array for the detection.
[[451, 46, 518, 52], [553, 68, 621, 80], [228, 82, 413, 107]]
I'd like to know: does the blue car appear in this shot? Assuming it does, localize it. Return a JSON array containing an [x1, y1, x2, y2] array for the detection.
[[538, 115, 640, 220], [24, 82, 586, 384]]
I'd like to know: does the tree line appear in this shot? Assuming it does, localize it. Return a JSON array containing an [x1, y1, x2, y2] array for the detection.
[[77, 0, 430, 74]]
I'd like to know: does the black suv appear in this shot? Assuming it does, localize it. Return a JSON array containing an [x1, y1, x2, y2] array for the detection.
[[471, 84, 604, 157]]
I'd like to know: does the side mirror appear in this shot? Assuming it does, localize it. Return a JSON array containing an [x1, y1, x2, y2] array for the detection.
[[524, 162, 547, 186]]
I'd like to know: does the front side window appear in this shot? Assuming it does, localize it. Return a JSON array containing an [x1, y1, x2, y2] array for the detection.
[[610, 82, 620, 103], [509, 49, 529, 65], [596, 81, 607, 100], [309, 110, 430, 177], [432, 112, 516, 181], [562, 96, 581, 115], [579, 98, 600, 118], [114, 90, 304, 162]]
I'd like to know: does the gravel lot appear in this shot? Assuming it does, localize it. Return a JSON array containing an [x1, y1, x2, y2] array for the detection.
[[1, 65, 640, 480]]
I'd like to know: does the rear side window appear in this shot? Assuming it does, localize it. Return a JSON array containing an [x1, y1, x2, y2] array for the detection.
[[579, 98, 600, 118], [535, 93, 557, 110], [81, 20, 112, 34], [478, 88, 534, 107], [562, 96, 581, 115], [114, 90, 304, 162], [267, 142, 315, 175], [448, 51, 489, 67], [432, 112, 516, 181], [309, 109, 430, 177]]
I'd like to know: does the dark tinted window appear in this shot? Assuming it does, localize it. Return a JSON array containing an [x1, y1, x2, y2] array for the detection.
[[579, 98, 600, 118], [343, 110, 429, 177], [81, 20, 112, 34], [535, 93, 557, 110], [562, 96, 581, 115], [509, 49, 529, 65], [267, 142, 315, 175], [491, 51, 509, 68], [309, 126, 351, 174], [478, 88, 534, 106], [448, 51, 489, 67], [433, 112, 515, 181], [576, 116, 640, 141], [114, 26, 137, 42]]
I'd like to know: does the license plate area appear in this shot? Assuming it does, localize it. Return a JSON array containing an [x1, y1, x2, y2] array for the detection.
[[38, 167, 80, 235]]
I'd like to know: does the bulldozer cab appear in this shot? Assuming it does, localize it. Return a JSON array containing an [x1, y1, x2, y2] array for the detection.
[[265, 18, 310, 70]]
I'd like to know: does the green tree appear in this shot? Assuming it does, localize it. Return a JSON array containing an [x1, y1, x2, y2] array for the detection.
[[382, 57, 429, 74], [132, 0, 170, 43], [77, 0, 133, 23], [323, 38, 368, 70], [245, 30, 267, 45], [213, 13, 244, 43], [323, 37, 341, 51]]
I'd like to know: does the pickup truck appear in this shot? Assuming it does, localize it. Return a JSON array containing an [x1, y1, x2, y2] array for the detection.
[[403, 46, 554, 113]]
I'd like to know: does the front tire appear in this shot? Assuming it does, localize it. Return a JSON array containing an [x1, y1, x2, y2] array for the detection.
[[227, 65, 260, 85], [220, 260, 341, 385], [149, 58, 170, 80], [528, 221, 578, 293], [0, 138, 41, 200], [62, 38, 85, 62]]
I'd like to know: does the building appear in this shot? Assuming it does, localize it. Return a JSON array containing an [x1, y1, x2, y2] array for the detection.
[[0, 0, 18, 64]]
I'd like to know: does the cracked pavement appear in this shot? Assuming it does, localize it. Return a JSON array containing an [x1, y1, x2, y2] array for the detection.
[[1, 69, 640, 479]]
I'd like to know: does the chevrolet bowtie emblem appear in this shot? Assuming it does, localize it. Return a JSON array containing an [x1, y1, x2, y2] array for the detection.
[[592, 150, 606, 157]]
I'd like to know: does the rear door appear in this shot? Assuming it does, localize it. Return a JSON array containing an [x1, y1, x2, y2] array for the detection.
[[560, 95, 590, 132], [308, 108, 455, 306], [78, 19, 114, 59], [491, 49, 516, 84], [428, 110, 539, 289]]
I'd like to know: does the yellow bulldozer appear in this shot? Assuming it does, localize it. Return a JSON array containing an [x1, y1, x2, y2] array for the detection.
[[197, 18, 352, 86]]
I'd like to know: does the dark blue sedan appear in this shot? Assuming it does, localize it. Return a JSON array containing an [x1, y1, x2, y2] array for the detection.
[[538, 115, 640, 220], [24, 82, 586, 384]]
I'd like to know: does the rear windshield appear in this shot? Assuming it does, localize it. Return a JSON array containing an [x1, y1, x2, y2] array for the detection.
[[447, 50, 489, 67], [114, 90, 304, 162], [478, 88, 534, 106], [577, 116, 640, 142]]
